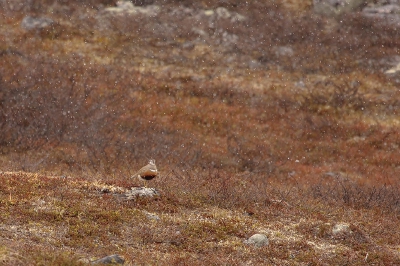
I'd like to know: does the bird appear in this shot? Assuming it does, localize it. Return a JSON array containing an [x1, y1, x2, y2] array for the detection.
[[131, 159, 158, 187]]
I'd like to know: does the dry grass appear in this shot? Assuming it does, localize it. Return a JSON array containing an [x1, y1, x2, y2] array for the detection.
[[0, 0, 399, 265]]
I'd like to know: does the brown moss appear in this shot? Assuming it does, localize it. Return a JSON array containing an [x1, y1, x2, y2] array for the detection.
[[0, 0, 400, 264]]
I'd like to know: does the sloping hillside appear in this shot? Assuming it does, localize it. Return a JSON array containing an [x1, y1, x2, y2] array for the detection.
[[0, 0, 399, 265]]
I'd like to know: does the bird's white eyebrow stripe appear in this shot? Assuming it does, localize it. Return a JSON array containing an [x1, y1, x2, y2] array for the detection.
[[150, 169, 157, 172]]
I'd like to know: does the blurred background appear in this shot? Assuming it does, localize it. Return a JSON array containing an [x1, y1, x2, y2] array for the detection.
[[0, 0, 399, 185]]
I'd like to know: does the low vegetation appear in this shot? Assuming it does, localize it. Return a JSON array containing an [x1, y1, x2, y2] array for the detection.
[[0, 0, 399, 265]]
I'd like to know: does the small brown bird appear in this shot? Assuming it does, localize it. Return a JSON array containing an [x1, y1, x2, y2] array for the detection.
[[131, 159, 158, 187]]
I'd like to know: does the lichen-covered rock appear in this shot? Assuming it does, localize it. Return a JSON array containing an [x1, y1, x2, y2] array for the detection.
[[104, 1, 160, 16], [124, 187, 160, 200], [91, 254, 125, 265], [244, 234, 269, 247]]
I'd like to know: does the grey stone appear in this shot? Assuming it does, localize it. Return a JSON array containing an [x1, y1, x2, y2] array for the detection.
[[313, 0, 369, 17], [91, 254, 124, 265], [131, 0, 154, 6], [362, 4, 400, 27], [204, 7, 246, 22], [274, 46, 294, 57], [386, 62, 400, 74], [332, 223, 351, 235], [143, 211, 160, 220], [21, 16, 55, 31], [244, 233, 269, 247], [104, 1, 160, 16], [124, 187, 160, 200], [363, 4, 400, 14]]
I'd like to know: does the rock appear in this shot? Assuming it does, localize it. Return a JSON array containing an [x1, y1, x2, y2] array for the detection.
[[91, 254, 124, 265], [362, 4, 400, 27], [143, 211, 160, 220], [116, 0, 135, 10], [220, 30, 238, 45], [273, 46, 294, 57], [98, 184, 125, 194], [314, 0, 400, 26], [21, 16, 55, 31], [124, 187, 160, 200], [192, 27, 208, 37], [104, 1, 160, 17], [332, 223, 351, 235], [20, 15, 61, 38], [322, 171, 341, 178], [131, 0, 154, 6], [181, 41, 195, 50], [248, 59, 262, 70], [204, 7, 246, 22], [386, 62, 400, 74], [363, 4, 400, 14], [244, 234, 269, 247], [77, 258, 91, 264], [347, 136, 366, 143], [313, 0, 368, 17], [374, 55, 400, 76]]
